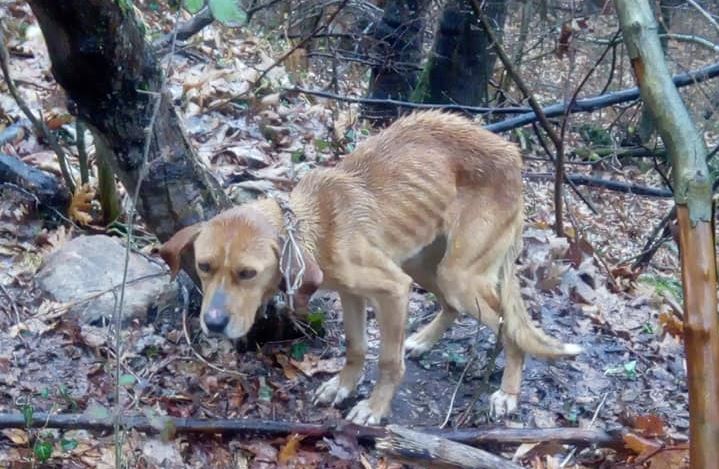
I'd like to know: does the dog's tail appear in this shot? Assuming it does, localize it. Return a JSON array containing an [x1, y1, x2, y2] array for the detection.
[[498, 224, 583, 359]]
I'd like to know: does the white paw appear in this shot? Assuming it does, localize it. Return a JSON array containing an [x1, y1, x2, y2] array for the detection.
[[346, 400, 383, 425], [405, 333, 433, 357], [313, 375, 353, 407], [489, 389, 518, 419], [563, 343, 583, 355]]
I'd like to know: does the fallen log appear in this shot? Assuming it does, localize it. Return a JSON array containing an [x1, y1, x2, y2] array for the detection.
[[0, 153, 70, 210], [0, 412, 623, 449]]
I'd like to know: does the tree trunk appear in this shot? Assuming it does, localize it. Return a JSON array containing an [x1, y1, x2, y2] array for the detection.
[[26, 0, 297, 344], [616, 2, 719, 468], [413, 0, 507, 107], [27, 0, 231, 246], [363, 0, 429, 122]]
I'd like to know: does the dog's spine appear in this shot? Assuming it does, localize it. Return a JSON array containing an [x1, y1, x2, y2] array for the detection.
[[499, 221, 583, 358]]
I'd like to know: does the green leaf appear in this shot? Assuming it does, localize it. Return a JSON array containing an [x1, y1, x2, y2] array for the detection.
[[258, 377, 272, 402], [119, 374, 136, 387], [34, 440, 53, 462], [291, 149, 305, 164], [208, 0, 247, 26], [314, 138, 330, 152], [183, 0, 204, 14], [307, 309, 325, 336], [623, 360, 637, 379], [290, 341, 308, 361], [21, 404, 34, 427], [60, 438, 78, 452]]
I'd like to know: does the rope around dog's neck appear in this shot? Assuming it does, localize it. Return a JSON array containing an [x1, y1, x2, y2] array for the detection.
[[275, 196, 305, 311]]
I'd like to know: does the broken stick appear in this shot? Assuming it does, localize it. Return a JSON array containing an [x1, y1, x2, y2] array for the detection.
[[377, 425, 523, 469]]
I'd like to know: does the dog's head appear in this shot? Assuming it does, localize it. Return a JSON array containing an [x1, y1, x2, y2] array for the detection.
[[156, 207, 322, 339]]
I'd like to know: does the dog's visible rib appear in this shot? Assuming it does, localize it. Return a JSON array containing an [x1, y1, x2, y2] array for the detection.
[[158, 110, 582, 425]]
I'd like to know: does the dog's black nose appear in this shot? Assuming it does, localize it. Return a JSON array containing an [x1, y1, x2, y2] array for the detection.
[[204, 309, 229, 333]]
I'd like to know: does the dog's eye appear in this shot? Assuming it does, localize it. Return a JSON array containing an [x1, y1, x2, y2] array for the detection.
[[197, 262, 211, 273], [238, 269, 257, 280]]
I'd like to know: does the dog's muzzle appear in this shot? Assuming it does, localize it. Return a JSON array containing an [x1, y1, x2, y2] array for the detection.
[[204, 290, 229, 333]]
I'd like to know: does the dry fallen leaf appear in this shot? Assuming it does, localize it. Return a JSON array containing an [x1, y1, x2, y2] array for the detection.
[[659, 312, 684, 339], [241, 440, 278, 463], [69, 183, 95, 225], [290, 355, 344, 377], [45, 109, 73, 130], [275, 354, 299, 380], [277, 433, 304, 465], [623, 431, 661, 458], [632, 414, 665, 438], [1, 428, 28, 445], [9, 317, 58, 337]]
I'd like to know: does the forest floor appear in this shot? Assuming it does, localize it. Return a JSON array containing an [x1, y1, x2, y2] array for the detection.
[[1, 1, 718, 468]]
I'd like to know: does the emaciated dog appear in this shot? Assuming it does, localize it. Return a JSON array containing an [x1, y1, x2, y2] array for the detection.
[[158, 111, 582, 425]]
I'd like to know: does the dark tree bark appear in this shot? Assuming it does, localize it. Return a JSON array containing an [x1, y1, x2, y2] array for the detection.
[[363, 0, 430, 122], [27, 0, 231, 247], [413, 0, 507, 107]]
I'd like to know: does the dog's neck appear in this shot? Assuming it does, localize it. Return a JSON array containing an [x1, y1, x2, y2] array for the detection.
[[250, 196, 320, 262]]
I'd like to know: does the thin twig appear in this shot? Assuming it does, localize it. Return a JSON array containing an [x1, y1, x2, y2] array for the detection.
[[560, 392, 609, 467], [0, 23, 75, 193], [208, 0, 350, 112], [686, 0, 719, 35], [455, 302, 504, 428], [76, 119, 89, 185], [471, 0, 565, 235], [440, 325, 482, 429], [112, 11, 181, 468], [286, 87, 531, 114]]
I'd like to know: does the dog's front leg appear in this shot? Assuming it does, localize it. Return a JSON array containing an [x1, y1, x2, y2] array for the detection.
[[314, 292, 367, 406], [346, 288, 408, 425]]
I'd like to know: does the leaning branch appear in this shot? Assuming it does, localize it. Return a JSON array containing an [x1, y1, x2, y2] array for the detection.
[[285, 87, 531, 114], [616, 2, 719, 468], [525, 172, 673, 198], [485, 61, 719, 133]]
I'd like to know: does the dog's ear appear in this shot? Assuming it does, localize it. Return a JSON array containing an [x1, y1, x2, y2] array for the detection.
[[280, 248, 323, 309], [152, 224, 203, 279]]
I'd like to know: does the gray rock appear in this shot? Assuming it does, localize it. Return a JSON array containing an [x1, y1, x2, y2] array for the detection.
[[36, 235, 178, 324]]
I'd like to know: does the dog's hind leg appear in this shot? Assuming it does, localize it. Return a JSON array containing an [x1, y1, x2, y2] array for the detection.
[[402, 254, 459, 357], [405, 299, 459, 357], [435, 204, 580, 418], [314, 292, 367, 406]]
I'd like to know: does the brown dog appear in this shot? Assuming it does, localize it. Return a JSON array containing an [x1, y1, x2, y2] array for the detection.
[[158, 111, 582, 425]]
